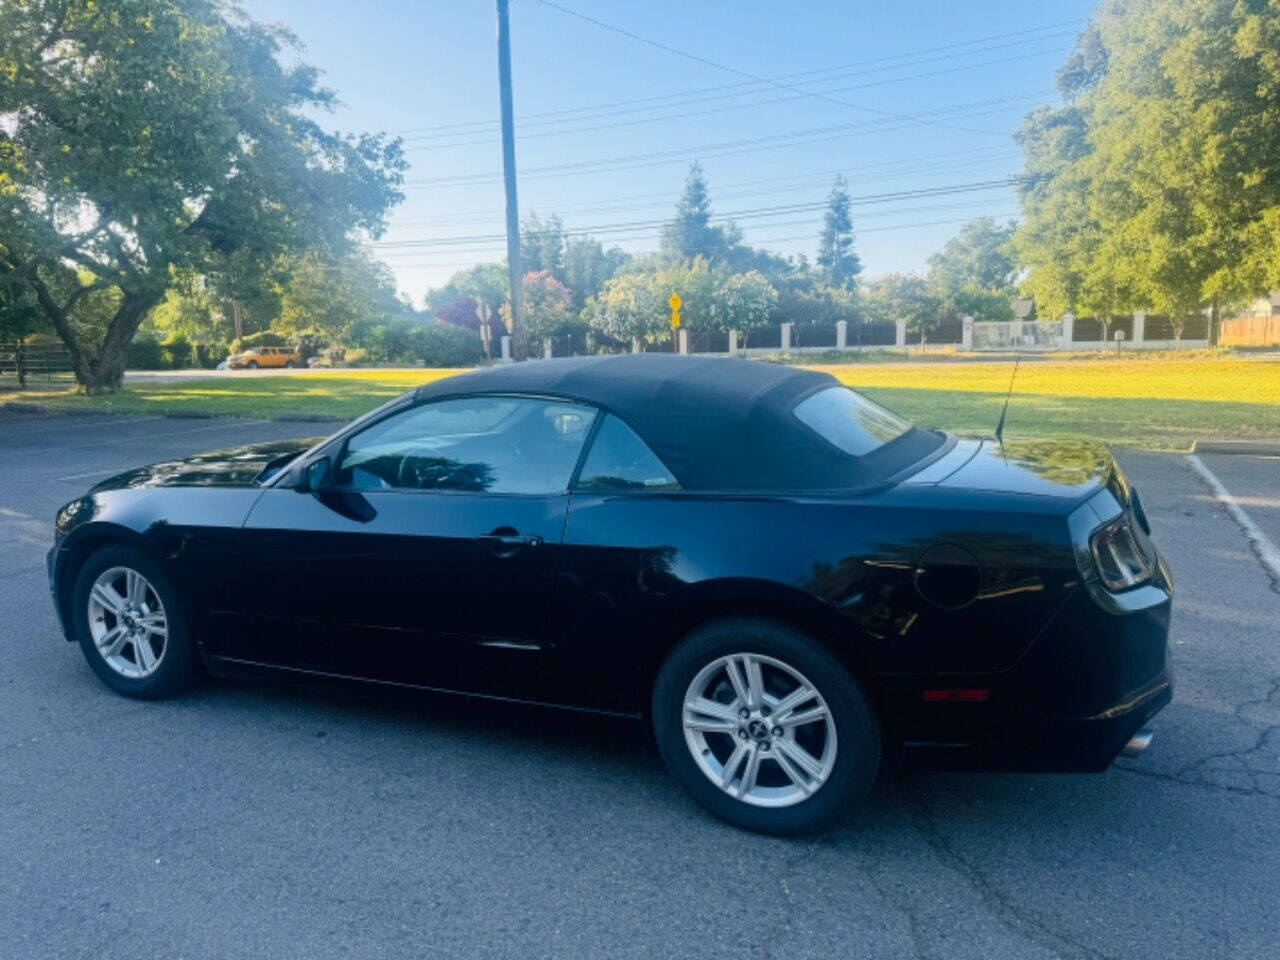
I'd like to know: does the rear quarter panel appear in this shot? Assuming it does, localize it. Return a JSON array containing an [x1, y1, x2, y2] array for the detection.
[[556, 488, 1081, 712]]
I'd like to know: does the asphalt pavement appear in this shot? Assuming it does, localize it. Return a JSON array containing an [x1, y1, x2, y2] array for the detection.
[[2, 413, 1278, 960]]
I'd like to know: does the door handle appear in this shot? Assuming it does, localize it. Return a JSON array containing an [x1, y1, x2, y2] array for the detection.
[[476, 528, 543, 556], [477, 533, 542, 547]]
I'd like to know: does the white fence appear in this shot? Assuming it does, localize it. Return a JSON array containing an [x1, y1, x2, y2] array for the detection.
[[966, 312, 1209, 351], [971, 319, 1065, 351], [503, 310, 1213, 360]]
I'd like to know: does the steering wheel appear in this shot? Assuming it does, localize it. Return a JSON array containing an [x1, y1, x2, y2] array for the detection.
[[396, 451, 432, 489]]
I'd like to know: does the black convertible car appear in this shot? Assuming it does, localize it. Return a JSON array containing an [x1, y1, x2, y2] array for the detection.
[[49, 355, 1172, 834]]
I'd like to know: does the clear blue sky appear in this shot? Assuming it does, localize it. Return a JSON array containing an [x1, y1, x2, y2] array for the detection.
[[243, 0, 1094, 305]]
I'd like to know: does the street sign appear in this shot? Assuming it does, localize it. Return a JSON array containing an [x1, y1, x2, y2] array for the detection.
[[668, 292, 681, 329]]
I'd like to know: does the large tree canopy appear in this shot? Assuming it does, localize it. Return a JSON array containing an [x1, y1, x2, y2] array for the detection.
[[1015, 0, 1280, 335], [926, 216, 1018, 322], [0, 0, 404, 390]]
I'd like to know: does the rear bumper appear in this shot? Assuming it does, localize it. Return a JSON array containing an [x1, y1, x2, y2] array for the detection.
[[886, 561, 1174, 772], [897, 672, 1171, 772]]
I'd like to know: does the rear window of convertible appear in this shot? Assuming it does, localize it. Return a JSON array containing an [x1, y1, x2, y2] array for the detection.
[[792, 386, 912, 457]]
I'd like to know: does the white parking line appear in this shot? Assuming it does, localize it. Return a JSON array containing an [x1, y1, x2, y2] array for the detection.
[[1187, 454, 1280, 587]]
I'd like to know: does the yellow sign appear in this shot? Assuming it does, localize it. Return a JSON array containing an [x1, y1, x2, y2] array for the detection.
[[668, 292, 682, 328]]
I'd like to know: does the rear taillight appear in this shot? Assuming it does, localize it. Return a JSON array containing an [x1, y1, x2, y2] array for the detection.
[[1090, 514, 1154, 591]]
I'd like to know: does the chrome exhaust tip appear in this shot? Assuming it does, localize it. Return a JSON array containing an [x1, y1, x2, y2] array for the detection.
[[1122, 728, 1154, 757]]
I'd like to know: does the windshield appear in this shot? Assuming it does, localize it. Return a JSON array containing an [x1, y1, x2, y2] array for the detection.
[[792, 386, 913, 457]]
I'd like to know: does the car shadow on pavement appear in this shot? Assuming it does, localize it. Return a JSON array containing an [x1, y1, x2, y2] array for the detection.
[[169, 669, 1262, 843]]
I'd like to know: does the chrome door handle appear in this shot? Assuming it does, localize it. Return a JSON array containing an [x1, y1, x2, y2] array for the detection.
[[476, 533, 542, 547]]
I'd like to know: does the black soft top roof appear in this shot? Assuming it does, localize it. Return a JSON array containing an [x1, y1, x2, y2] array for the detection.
[[415, 354, 940, 491]]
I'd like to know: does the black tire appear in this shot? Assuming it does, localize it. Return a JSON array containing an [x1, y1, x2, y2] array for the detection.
[[71, 545, 199, 700], [653, 618, 880, 835], [246, 360, 258, 369]]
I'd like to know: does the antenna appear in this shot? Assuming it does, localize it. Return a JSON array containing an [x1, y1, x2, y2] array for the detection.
[[994, 353, 1020, 449]]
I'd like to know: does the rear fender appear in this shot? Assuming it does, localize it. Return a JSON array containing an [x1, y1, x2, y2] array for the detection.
[[644, 577, 882, 710]]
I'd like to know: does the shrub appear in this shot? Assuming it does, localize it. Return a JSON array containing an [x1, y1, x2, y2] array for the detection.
[[369, 320, 420, 364], [417, 321, 484, 367], [344, 347, 369, 366], [127, 334, 165, 370], [191, 343, 224, 369], [294, 332, 329, 363], [159, 335, 193, 370]]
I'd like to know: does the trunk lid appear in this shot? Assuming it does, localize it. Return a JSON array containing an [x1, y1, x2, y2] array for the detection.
[[932, 437, 1116, 503]]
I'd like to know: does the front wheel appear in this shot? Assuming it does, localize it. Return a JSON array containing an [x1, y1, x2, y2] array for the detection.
[[653, 618, 880, 835], [245, 360, 258, 369], [72, 545, 198, 699]]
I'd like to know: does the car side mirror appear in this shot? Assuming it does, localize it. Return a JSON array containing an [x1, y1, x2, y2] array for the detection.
[[298, 456, 331, 493]]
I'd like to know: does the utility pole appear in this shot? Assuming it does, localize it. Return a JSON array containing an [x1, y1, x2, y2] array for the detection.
[[496, 0, 527, 361]]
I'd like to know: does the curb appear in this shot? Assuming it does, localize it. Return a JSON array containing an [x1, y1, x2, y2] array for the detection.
[[0, 401, 49, 414], [1192, 440, 1280, 456]]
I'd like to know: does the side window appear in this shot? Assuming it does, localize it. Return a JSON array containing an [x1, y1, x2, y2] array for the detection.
[[334, 396, 596, 495], [575, 415, 679, 491]]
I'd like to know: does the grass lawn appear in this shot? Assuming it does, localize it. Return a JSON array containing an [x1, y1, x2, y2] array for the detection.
[[2, 354, 1277, 450], [0, 368, 460, 421], [817, 354, 1280, 450]]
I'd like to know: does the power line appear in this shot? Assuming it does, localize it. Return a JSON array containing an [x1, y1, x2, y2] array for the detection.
[[392, 19, 1083, 138], [375, 198, 1020, 261], [372, 179, 1025, 250], [401, 44, 1069, 150], [534, 0, 1012, 138], [387, 147, 1021, 227], [368, 211, 1020, 270], [402, 91, 1048, 187]]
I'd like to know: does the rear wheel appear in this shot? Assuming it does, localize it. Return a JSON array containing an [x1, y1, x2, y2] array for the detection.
[[653, 618, 879, 835], [72, 545, 198, 699]]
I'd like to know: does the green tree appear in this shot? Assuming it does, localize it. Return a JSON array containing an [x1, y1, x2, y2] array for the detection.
[[147, 273, 233, 346], [276, 250, 410, 346], [520, 211, 567, 281], [816, 175, 861, 289], [425, 262, 508, 319], [862, 274, 943, 345], [653, 258, 721, 333], [591, 272, 666, 345], [502, 270, 577, 342], [1014, 0, 1280, 341], [1, 279, 45, 342], [771, 281, 860, 329], [589, 260, 779, 347], [563, 236, 630, 310], [0, 0, 403, 392], [718, 271, 779, 342], [661, 162, 730, 262], [927, 218, 1018, 300]]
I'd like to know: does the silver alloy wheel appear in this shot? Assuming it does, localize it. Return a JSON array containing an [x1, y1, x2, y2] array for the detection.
[[87, 566, 168, 680], [682, 652, 838, 808]]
